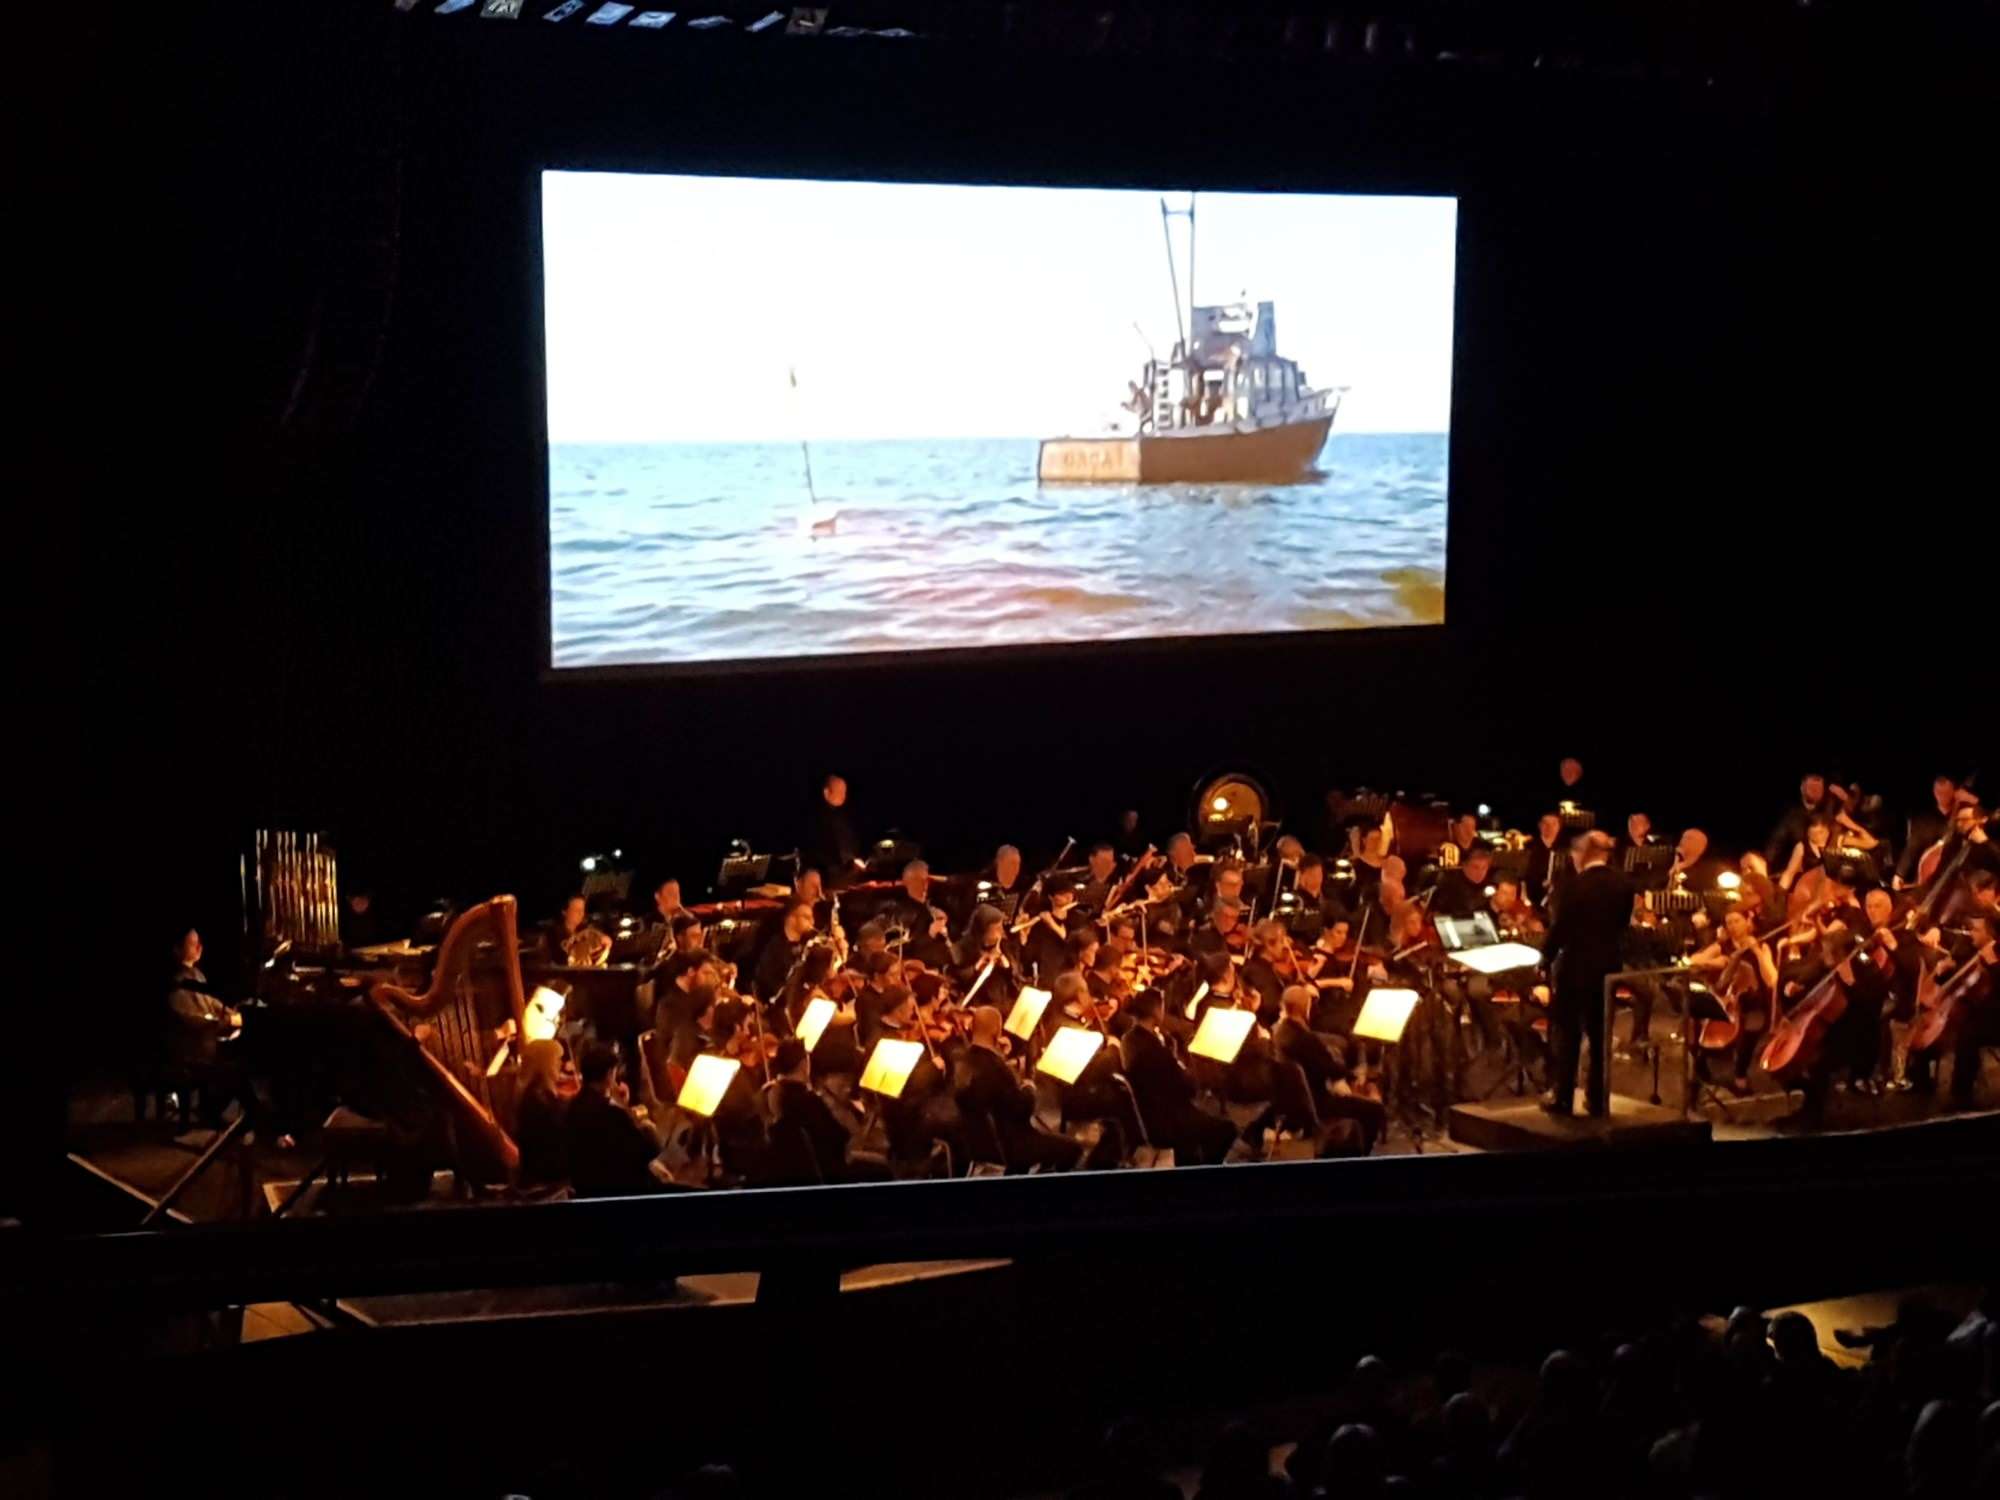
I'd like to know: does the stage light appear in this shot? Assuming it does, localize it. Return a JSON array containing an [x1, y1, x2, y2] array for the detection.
[[1717, 870, 1742, 891], [1212, 796, 1230, 813], [525, 985, 569, 1043], [1478, 803, 1491, 817], [581, 856, 597, 872], [677, 1053, 742, 1117], [613, 848, 623, 859]]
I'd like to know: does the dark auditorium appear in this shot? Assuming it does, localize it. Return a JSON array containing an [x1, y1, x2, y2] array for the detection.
[[13, 3, 1999, 1498]]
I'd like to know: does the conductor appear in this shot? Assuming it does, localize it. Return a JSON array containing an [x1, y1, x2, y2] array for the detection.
[[1539, 830, 1632, 1117]]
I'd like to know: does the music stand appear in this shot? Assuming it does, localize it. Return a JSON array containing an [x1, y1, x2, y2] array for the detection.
[[859, 1038, 925, 1100], [677, 1053, 741, 1118], [1444, 942, 1545, 977], [1354, 986, 1426, 1152], [1188, 1006, 1256, 1065], [1680, 979, 1735, 1119], [796, 996, 837, 1053], [1005, 986, 1053, 1041], [1035, 1026, 1104, 1085]]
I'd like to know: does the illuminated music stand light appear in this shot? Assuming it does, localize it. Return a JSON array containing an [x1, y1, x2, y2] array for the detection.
[[1187, 1005, 1256, 1064], [676, 1053, 742, 1118], [1035, 1026, 1104, 1085], [796, 996, 837, 1052], [859, 1038, 926, 1099], [1354, 986, 1421, 1044], [1446, 943, 1547, 976], [1005, 985, 1053, 1041]]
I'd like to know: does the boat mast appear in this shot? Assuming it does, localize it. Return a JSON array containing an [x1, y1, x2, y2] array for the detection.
[[1158, 197, 1186, 356]]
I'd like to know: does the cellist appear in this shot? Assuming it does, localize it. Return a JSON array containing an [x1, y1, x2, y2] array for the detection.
[[1689, 906, 1780, 1093]]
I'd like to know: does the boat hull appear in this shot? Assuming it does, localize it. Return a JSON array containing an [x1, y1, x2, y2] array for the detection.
[[1038, 411, 1333, 485]]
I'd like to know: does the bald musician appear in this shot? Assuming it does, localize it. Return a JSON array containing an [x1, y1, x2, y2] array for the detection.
[[954, 1006, 1083, 1173], [1540, 830, 1633, 1117]]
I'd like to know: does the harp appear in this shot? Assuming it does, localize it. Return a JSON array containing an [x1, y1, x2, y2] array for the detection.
[[368, 895, 528, 1182]]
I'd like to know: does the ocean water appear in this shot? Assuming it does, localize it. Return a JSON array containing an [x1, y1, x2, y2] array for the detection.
[[549, 432, 1447, 667]]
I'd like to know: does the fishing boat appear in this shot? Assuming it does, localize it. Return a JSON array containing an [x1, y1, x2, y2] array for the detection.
[[1039, 197, 1344, 484]]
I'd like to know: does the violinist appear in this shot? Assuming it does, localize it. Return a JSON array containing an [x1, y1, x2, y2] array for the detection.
[[1432, 842, 1497, 920], [1119, 987, 1239, 1165], [752, 899, 817, 1002], [1274, 984, 1385, 1154], [1690, 906, 1781, 1093], [656, 951, 723, 1040], [765, 1039, 883, 1186], [953, 1005, 1084, 1173], [700, 1004, 772, 1171], [1241, 919, 1303, 1027], [1102, 911, 1139, 965], [1085, 944, 1131, 1020], [871, 986, 963, 1167], [845, 920, 890, 981], [1189, 896, 1247, 960]]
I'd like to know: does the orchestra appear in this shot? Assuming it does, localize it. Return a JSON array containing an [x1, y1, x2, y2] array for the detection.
[[216, 763, 1997, 1197]]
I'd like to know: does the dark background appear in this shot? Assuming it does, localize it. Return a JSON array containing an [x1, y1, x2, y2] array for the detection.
[[34, 5, 1993, 983]]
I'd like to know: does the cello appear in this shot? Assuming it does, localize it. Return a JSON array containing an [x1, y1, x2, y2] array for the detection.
[[1907, 944, 1994, 1055], [1758, 927, 1885, 1083]]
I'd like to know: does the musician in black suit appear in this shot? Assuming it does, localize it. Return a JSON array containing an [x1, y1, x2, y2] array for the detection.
[[1274, 984, 1385, 1152], [954, 1006, 1083, 1172], [1432, 844, 1497, 920], [1539, 831, 1634, 1117], [1119, 988, 1238, 1164], [565, 1043, 663, 1197], [1523, 813, 1570, 912]]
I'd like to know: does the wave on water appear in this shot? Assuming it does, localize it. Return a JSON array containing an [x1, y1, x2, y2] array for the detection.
[[550, 433, 1448, 666]]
